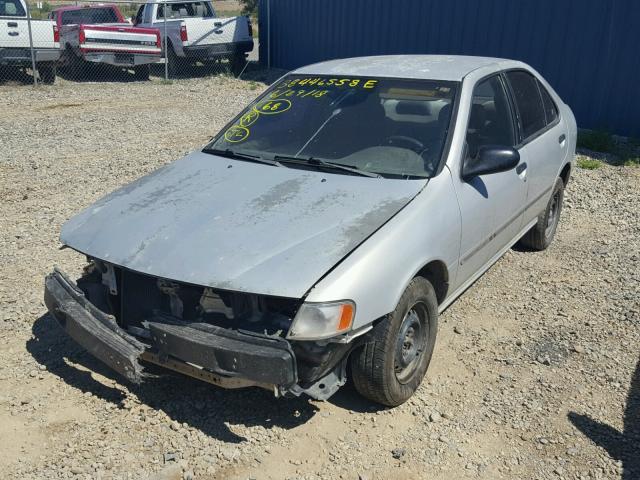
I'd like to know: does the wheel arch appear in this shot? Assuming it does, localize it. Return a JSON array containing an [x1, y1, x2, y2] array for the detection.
[[559, 162, 571, 186], [414, 260, 449, 305]]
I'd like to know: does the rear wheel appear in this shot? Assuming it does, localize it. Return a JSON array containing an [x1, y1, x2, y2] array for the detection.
[[230, 53, 246, 76], [62, 47, 84, 80], [133, 64, 150, 81], [38, 63, 56, 84], [166, 46, 183, 78], [519, 177, 565, 250], [351, 277, 438, 407]]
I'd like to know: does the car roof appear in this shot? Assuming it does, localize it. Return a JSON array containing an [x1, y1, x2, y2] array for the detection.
[[294, 55, 527, 82]]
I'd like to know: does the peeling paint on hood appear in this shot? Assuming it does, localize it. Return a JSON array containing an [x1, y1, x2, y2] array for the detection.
[[61, 151, 426, 298]]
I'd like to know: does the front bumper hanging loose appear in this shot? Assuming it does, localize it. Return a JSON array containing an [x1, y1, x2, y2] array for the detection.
[[44, 268, 298, 390]]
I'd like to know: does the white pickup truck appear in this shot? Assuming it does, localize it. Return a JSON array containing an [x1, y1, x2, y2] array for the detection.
[[0, 0, 60, 83], [52, 4, 162, 80], [132, 0, 253, 75]]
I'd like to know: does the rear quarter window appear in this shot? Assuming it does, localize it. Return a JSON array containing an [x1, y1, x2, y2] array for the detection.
[[538, 80, 559, 125], [506, 71, 546, 140]]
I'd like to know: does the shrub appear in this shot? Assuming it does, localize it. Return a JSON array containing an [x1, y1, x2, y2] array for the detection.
[[239, 0, 258, 15]]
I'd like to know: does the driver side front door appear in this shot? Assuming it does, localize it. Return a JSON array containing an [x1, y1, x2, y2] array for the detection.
[[451, 74, 528, 292]]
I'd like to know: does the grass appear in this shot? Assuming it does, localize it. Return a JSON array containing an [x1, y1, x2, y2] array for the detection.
[[577, 130, 640, 167], [577, 157, 602, 170]]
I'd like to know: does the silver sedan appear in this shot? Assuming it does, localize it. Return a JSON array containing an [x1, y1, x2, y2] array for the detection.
[[45, 55, 576, 406]]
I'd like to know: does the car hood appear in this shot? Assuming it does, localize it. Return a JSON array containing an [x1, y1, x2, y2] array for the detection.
[[61, 151, 426, 298]]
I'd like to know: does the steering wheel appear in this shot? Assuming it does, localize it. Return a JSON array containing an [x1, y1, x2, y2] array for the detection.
[[383, 135, 438, 175], [384, 135, 425, 153]]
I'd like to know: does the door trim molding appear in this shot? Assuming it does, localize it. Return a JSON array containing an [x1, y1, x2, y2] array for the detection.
[[459, 184, 552, 265]]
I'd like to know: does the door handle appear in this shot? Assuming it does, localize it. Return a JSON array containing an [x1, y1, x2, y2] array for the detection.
[[7, 21, 18, 27], [558, 134, 566, 144], [516, 162, 527, 175], [8, 31, 19, 36]]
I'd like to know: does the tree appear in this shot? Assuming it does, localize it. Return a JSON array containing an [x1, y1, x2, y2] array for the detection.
[[239, 0, 258, 16]]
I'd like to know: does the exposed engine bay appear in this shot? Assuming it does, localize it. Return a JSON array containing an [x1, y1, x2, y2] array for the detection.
[[80, 259, 301, 340]]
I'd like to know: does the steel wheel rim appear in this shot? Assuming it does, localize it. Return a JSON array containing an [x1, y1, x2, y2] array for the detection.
[[394, 302, 427, 384], [545, 191, 560, 238]]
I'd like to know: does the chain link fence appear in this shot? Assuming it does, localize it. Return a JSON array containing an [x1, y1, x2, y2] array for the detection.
[[0, 0, 255, 86]]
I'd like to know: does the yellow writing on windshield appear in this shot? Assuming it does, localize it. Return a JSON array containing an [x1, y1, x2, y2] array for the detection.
[[224, 126, 250, 143], [254, 98, 292, 115], [269, 89, 329, 99], [285, 77, 379, 89]]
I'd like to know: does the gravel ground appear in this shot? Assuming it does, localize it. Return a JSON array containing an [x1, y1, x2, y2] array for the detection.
[[0, 76, 638, 480]]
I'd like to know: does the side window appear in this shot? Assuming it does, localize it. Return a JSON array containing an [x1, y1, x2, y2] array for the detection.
[[466, 75, 515, 158], [506, 71, 546, 140], [538, 80, 559, 125]]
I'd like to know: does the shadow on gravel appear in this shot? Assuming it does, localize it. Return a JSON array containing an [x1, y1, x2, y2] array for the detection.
[[0, 67, 35, 85], [27, 313, 318, 443], [328, 379, 386, 414], [57, 65, 144, 83], [568, 356, 640, 480]]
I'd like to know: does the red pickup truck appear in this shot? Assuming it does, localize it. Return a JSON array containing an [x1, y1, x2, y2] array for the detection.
[[50, 4, 162, 80]]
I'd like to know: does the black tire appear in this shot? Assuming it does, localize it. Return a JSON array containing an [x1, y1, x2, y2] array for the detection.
[[230, 53, 246, 76], [351, 277, 438, 407], [166, 45, 182, 78], [62, 47, 84, 80], [133, 64, 150, 81], [38, 63, 56, 84], [519, 177, 565, 251]]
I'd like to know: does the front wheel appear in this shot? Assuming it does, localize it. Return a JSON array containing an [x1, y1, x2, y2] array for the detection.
[[519, 177, 565, 251], [38, 63, 56, 84], [351, 277, 438, 407]]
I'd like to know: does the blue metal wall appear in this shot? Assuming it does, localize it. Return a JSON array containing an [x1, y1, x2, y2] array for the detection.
[[259, 0, 640, 136]]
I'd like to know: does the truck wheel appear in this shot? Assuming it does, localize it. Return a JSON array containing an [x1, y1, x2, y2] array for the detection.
[[62, 47, 83, 80], [519, 177, 565, 251], [230, 53, 246, 76], [166, 46, 182, 78], [133, 65, 150, 81], [38, 63, 56, 84], [351, 277, 438, 407]]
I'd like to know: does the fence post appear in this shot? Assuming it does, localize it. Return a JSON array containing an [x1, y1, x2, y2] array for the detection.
[[26, 2, 38, 86], [163, 1, 169, 80], [266, 0, 271, 69]]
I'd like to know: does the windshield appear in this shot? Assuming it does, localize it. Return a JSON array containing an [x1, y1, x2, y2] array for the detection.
[[206, 75, 458, 178]]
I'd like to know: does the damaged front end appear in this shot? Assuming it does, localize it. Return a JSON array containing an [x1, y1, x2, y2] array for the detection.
[[44, 261, 359, 400]]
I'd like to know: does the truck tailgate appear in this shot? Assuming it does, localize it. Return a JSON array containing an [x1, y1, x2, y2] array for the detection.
[[80, 24, 161, 55], [182, 16, 251, 48]]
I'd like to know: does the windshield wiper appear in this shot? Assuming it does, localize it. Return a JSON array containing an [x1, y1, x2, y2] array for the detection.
[[273, 155, 381, 178], [203, 148, 281, 167]]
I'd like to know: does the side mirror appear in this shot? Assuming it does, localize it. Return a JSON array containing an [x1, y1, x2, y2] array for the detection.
[[462, 145, 520, 181], [131, 16, 137, 25]]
